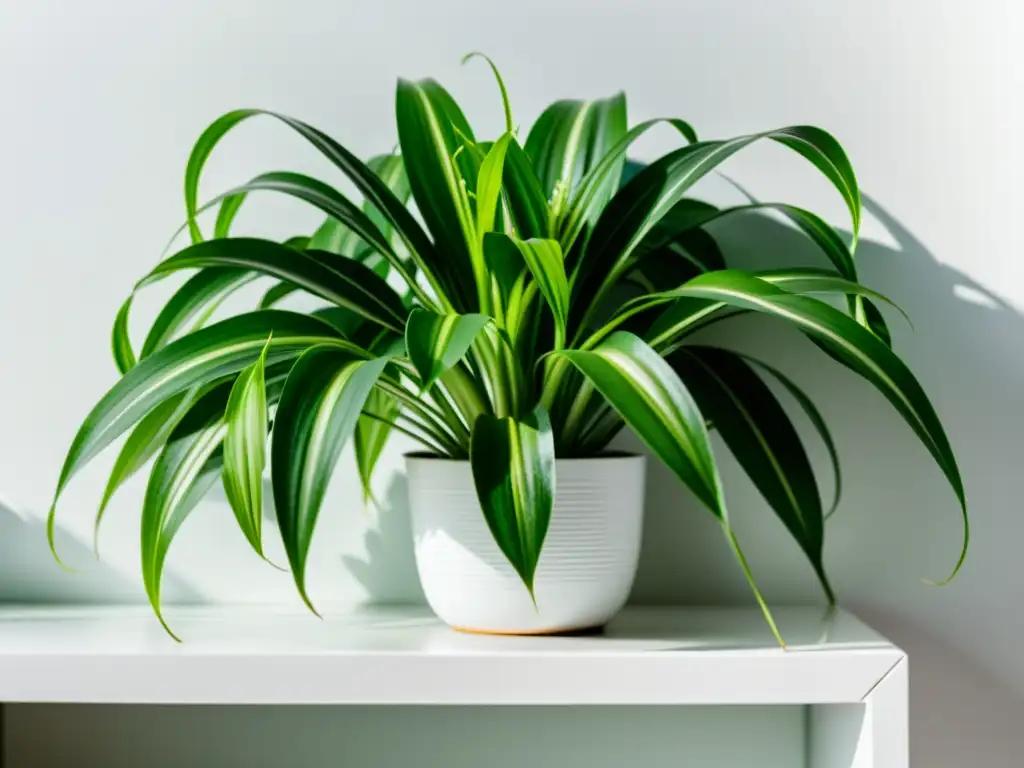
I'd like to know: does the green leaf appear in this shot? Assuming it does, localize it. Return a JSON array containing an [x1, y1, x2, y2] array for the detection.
[[213, 193, 247, 239], [649, 270, 967, 581], [571, 127, 861, 337], [271, 346, 392, 611], [112, 297, 137, 374], [738, 355, 843, 519], [524, 95, 628, 217], [470, 405, 555, 598], [49, 310, 352, 563], [475, 133, 512, 239], [355, 387, 399, 504], [404, 308, 490, 390], [93, 391, 197, 555], [669, 346, 833, 603], [502, 139, 550, 239], [556, 332, 783, 644], [183, 110, 449, 311], [463, 52, 514, 134], [395, 79, 479, 310], [221, 336, 272, 558], [560, 117, 698, 255], [483, 231, 526, 298], [142, 420, 226, 639], [140, 268, 257, 359], [510, 238, 569, 349], [144, 238, 408, 333]]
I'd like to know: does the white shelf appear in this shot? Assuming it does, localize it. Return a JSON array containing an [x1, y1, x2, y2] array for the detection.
[[0, 605, 908, 767], [0, 605, 902, 706]]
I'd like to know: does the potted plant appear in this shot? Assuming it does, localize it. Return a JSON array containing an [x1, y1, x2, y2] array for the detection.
[[49, 56, 967, 642]]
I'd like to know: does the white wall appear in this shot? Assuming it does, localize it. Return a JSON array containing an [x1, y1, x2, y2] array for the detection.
[[2, 0, 1022, 765]]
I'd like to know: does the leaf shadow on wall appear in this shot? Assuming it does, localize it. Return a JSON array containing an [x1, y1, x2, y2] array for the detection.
[[342, 474, 426, 605], [621, 195, 1024, 767], [0, 499, 202, 605]]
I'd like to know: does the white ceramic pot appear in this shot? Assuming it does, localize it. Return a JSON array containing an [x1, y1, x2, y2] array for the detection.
[[407, 454, 646, 635]]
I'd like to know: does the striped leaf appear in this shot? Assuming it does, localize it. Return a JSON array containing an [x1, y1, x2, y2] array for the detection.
[[502, 139, 550, 239], [396, 79, 480, 310], [49, 310, 352, 561], [556, 332, 783, 644], [470, 405, 555, 598], [93, 391, 196, 555], [560, 116, 698, 254], [221, 337, 272, 558], [571, 127, 861, 336], [651, 270, 967, 580], [510, 238, 569, 349], [670, 346, 833, 603], [142, 419, 226, 640], [183, 110, 450, 311], [355, 387, 399, 505], [404, 309, 489, 390], [738, 355, 843, 519], [271, 347, 393, 610], [143, 238, 408, 333], [524, 95, 627, 221], [111, 297, 137, 374]]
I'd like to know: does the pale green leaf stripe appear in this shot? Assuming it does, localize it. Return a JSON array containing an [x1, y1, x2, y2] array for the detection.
[[221, 337, 272, 558], [272, 347, 393, 611]]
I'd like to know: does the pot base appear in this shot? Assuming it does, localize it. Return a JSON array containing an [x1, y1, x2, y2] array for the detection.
[[450, 622, 606, 637]]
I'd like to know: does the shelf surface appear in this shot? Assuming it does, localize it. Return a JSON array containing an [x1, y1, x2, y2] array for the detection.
[[0, 605, 903, 705]]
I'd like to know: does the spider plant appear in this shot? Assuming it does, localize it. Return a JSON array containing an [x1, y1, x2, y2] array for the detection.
[[49, 56, 967, 642]]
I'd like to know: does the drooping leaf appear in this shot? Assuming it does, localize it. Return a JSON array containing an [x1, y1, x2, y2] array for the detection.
[[49, 310, 353, 562], [470, 405, 555, 597], [645, 270, 967, 580], [404, 309, 490, 390], [221, 337, 272, 558], [143, 238, 408, 333], [355, 387, 400, 504], [556, 331, 783, 644], [183, 110, 450, 310], [669, 346, 833, 603], [141, 268, 256, 359], [571, 127, 861, 337], [272, 346, 392, 610], [111, 296, 137, 374], [93, 391, 197, 554], [737, 354, 843, 518], [141, 420, 226, 640], [213, 193, 247, 239]]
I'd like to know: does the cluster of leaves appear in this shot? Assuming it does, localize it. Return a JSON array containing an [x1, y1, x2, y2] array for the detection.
[[50, 56, 966, 642]]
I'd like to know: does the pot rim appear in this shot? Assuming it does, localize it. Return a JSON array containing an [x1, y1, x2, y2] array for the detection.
[[405, 450, 645, 464]]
